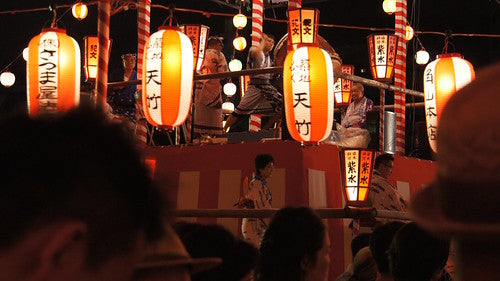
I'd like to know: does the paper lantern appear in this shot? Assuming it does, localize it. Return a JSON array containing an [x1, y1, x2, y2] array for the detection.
[[27, 28, 80, 116], [288, 8, 319, 48], [333, 65, 354, 107], [382, 0, 396, 15], [228, 59, 242, 71], [283, 9, 334, 143], [0, 71, 15, 87], [233, 13, 247, 29], [84, 36, 98, 81], [339, 149, 375, 206], [222, 101, 235, 113], [142, 26, 194, 128], [72, 2, 88, 20], [405, 25, 414, 41], [415, 49, 430, 65], [23, 47, 29, 61], [179, 24, 210, 71], [423, 53, 475, 152], [223, 82, 237, 97], [367, 34, 398, 82], [233, 36, 247, 51]]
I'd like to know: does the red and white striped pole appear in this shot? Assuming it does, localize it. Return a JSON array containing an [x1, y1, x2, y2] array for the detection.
[[95, 0, 110, 109], [394, 0, 407, 155], [251, 0, 263, 47], [136, 0, 151, 147]]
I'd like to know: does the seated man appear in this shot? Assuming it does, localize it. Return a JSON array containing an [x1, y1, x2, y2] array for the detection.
[[341, 83, 373, 129], [223, 33, 282, 132], [108, 53, 138, 124], [0, 106, 165, 281]]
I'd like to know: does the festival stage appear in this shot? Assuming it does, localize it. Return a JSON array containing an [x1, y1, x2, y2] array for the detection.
[[144, 140, 436, 279]]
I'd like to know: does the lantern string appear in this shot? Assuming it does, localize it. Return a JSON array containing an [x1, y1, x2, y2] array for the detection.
[[50, 5, 57, 28]]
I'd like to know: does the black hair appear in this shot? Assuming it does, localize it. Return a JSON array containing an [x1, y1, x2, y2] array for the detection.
[[351, 233, 371, 260], [256, 207, 325, 281], [388, 222, 450, 281], [374, 153, 394, 169], [174, 222, 258, 281], [255, 154, 274, 175], [369, 221, 405, 274], [0, 106, 166, 268]]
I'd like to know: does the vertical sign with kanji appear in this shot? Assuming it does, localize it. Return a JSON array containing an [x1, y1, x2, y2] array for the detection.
[[333, 65, 353, 106], [423, 66, 437, 151], [344, 150, 360, 201], [38, 32, 59, 114], [374, 35, 388, 78], [84, 36, 99, 80], [358, 150, 374, 201], [144, 30, 163, 123]]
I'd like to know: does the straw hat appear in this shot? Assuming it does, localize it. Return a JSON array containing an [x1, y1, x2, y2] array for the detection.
[[410, 62, 500, 238], [135, 224, 222, 274]]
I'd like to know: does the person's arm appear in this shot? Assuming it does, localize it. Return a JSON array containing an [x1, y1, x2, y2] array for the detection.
[[248, 35, 264, 60]]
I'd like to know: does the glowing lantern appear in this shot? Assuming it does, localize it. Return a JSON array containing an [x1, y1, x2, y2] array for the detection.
[[333, 65, 354, 107], [84, 36, 98, 81], [142, 26, 194, 128], [367, 34, 398, 82], [233, 36, 247, 51], [72, 2, 88, 20], [240, 75, 250, 97], [0, 71, 15, 87], [415, 49, 430, 65], [179, 24, 210, 71], [228, 59, 242, 71], [223, 82, 237, 97], [283, 9, 334, 143], [222, 101, 234, 113], [287, 8, 319, 49], [382, 0, 396, 15], [405, 25, 414, 41], [339, 149, 375, 206], [27, 28, 80, 116], [23, 47, 29, 61], [423, 53, 475, 152], [233, 13, 247, 29]]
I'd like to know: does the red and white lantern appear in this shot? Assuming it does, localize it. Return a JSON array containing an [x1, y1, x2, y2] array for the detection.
[[339, 149, 375, 206], [424, 53, 475, 152], [142, 26, 194, 128], [283, 9, 334, 143], [367, 34, 398, 82], [27, 28, 80, 116]]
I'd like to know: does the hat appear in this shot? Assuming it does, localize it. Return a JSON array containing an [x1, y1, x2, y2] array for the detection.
[[135, 224, 222, 274], [411, 62, 500, 238], [207, 36, 224, 47]]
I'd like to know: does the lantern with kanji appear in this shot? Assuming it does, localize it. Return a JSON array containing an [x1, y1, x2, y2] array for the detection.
[[283, 8, 334, 142], [84, 36, 111, 81], [27, 28, 80, 116], [423, 53, 475, 152], [142, 26, 194, 128], [179, 24, 209, 71], [367, 34, 398, 82], [339, 149, 375, 206], [333, 65, 354, 107]]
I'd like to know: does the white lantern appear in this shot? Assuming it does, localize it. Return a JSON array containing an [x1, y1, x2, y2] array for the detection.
[[72, 2, 88, 20], [0, 71, 15, 87], [382, 0, 396, 14], [405, 25, 414, 41], [415, 50, 430, 65], [223, 82, 237, 97], [228, 59, 242, 71], [23, 47, 29, 61], [233, 36, 247, 51], [233, 13, 247, 29], [222, 101, 234, 113]]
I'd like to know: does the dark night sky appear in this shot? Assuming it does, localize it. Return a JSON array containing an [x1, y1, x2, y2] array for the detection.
[[0, 0, 498, 116]]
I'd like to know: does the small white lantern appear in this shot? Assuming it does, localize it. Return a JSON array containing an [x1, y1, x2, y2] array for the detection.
[[222, 101, 235, 113], [228, 59, 243, 71], [0, 71, 15, 87], [223, 82, 237, 97], [405, 25, 414, 41], [23, 47, 29, 61], [72, 2, 88, 20], [382, 0, 396, 15], [233, 13, 247, 29], [233, 36, 247, 51], [415, 50, 430, 65]]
